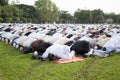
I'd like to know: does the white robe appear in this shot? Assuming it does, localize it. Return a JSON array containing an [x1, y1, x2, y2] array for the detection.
[[42, 44, 75, 60], [103, 34, 120, 52]]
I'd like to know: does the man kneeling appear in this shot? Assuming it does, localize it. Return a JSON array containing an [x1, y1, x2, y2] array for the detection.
[[41, 44, 75, 61]]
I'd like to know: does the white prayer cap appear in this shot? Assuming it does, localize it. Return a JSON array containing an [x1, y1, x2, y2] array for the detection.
[[33, 51, 38, 56]]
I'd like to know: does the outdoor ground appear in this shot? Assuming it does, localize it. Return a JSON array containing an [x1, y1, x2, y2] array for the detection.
[[0, 41, 120, 80]]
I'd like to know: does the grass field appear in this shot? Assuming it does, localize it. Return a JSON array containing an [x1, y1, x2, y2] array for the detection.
[[0, 41, 120, 80]]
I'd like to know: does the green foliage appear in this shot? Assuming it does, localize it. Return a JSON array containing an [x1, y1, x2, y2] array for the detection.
[[59, 11, 73, 23], [73, 9, 120, 24], [105, 13, 117, 23], [10, 5, 20, 17], [0, 0, 8, 6], [0, 17, 3, 22], [0, 1, 120, 23], [74, 9, 92, 23], [35, 0, 60, 23], [27, 18, 32, 23], [13, 17, 20, 23], [0, 41, 120, 80], [15, 4, 39, 23], [115, 14, 120, 23], [32, 18, 39, 23], [17, 4, 36, 18], [95, 15, 105, 23], [91, 9, 105, 23], [0, 6, 2, 16], [1, 6, 14, 18], [20, 17, 27, 23], [3, 17, 12, 23], [0, 4, 38, 23]]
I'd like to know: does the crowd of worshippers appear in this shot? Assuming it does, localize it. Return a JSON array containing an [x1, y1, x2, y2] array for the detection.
[[0, 23, 120, 61]]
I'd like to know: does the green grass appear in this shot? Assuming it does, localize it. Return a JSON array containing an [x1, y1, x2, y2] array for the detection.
[[0, 41, 120, 80]]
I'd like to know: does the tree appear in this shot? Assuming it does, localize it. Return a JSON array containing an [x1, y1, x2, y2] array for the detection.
[[11, 5, 20, 18], [0, 0, 8, 6], [105, 13, 117, 23], [0, 17, 3, 22], [1, 6, 13, 18], [95, 15, 105, 23], [13, 17, 20, 23], [59, 11, 73, 23], [91, 9, 105, 23], [35, 0, 59, 23], [1, 5, 22, 23], [74, 9, 92, 23], [15, 4, 38, 23], [20, 17, 27, 23], [0, 6, 2, 16], [4, 17, 12, 23], [116, 14, 120, 23], [27, 18, 32, 23], [17, 4, 36, 18]]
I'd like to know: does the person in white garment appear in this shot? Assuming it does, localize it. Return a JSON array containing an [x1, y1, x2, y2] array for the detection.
[[103, 33, 120, 52], [41, 44, 75, 61]]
